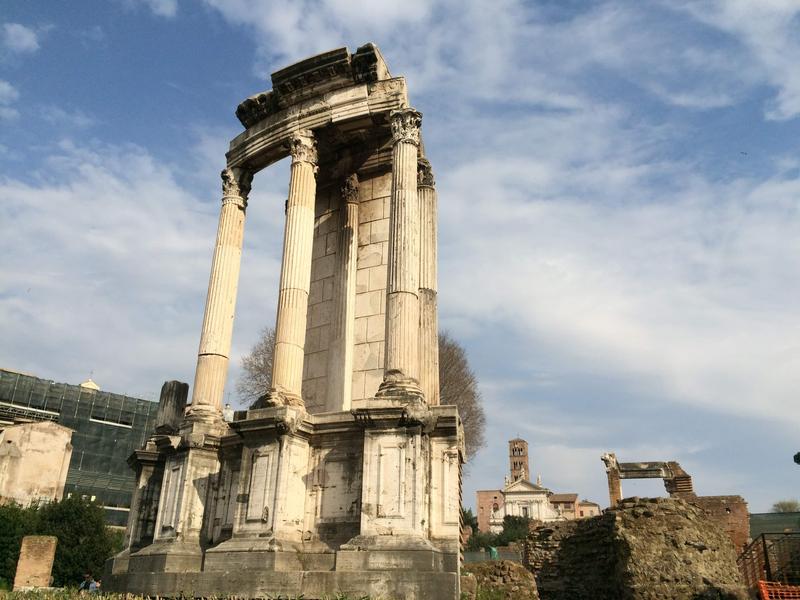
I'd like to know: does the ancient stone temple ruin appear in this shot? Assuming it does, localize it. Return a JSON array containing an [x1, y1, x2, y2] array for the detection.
[[104, 44, 464, 600]]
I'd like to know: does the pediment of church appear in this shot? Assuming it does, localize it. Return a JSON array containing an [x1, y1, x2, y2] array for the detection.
[[504, 478, 549, 494]]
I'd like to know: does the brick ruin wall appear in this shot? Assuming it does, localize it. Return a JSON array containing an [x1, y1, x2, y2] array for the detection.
[[691, 495, 750, 555], [525, 497, 749, 600]]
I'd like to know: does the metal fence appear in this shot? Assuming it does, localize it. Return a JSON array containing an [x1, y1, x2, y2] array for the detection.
[[738, 533, 800, 594], [463, 549, 522, 563]]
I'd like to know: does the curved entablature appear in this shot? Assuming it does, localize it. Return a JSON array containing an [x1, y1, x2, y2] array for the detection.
[[227, 43, 408, 173]]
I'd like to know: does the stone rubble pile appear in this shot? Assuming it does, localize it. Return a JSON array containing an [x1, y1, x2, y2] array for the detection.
[[525, 496, 749, 600], [462, 560, 539, 600]]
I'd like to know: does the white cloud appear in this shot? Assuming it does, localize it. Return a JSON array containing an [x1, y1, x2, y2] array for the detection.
[[674, 0, 800, 119], [3, 0, 798, 512], [138, 0, 178, 17], [0, 106, 18, 120], [2, 23, 40, 54], [202, 0, 800, 512], [438, 122, 800, 427], [40, 105, 96, 128], [0, 140, 213, 394], [77, 25, 106, 46], [0, 133, 292, 399], [0, 79, 19, 120], [0, 79, 19, 104]]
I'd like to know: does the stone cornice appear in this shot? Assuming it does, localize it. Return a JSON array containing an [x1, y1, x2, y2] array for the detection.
[[232, 405, 314, 440], [390, 108, 422, 146], [227, 77, 407, 171], [235, 43, 391, 129], [350, 397, 435, 432]]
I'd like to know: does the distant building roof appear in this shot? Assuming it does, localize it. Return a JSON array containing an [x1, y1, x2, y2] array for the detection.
[[549, 493, 579, 503], [578, 500, 600, 507], [1, 367, 38, 378], [79, 378, 100, 390]]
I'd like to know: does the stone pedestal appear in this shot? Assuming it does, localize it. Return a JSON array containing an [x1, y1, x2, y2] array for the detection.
[[127, 419, 226, 573], [107, 404, 463, 599]]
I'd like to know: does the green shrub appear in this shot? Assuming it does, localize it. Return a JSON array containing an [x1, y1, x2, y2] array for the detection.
[[0, 503, 39, 587], [0, 497, 118, 588]]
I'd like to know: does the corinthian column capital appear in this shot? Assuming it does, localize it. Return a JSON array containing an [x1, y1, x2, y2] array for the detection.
[[417, 157, 435, 188], [341, 173, 359, 204], [288, 130, 318, 166], [221, 167, 254, 208], [390, 108, 422, 146]]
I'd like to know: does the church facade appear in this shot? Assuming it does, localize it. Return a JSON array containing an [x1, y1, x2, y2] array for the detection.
[[475, 439, 600, 533]]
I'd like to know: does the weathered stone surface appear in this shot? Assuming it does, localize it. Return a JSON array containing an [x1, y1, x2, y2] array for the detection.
[[188, 166, 252, 421], [691, 495, 750, 555], [525, 497, 748, 600], [13, 535, 57, 590], [463, 560, 539, 600], [155, 380, 188, 434], [0, 421, 72, 506]]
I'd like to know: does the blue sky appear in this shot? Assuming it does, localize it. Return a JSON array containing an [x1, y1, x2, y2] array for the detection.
[[2, 0, 799, 513]]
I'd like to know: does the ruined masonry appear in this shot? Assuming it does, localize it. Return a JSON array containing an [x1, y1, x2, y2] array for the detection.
[[104, 44, 464, 600], [13, 536, 57, 591], [526, 497, 749, 600]]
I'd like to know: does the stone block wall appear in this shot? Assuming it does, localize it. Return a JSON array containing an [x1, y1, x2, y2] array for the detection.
[[302, 171, 391, 413], [352, 171, 391, 402], [525, 497, 749, 600], [303, 182, 338, 413]]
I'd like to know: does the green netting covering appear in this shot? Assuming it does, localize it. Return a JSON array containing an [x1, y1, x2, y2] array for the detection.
[[751, 512, 800, 538], [0, 369, 158, 526]]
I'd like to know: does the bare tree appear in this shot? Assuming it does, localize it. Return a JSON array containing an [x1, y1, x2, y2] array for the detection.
[[236, 326, 275, 405], [236, 327, 486, 460], [771, 499, 800, 513], [438, 330, 486, 460]]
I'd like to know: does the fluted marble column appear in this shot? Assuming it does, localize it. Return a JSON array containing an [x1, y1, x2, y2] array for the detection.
[[327, 174, 359, 411], [269, 130, 318, 407], [188, 167, 253, 420], [418, 158, 440, 406], [378, 108, 423, 397]]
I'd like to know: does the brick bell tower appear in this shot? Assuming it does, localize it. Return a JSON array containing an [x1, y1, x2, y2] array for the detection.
[[509, 438, 530, 482]]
